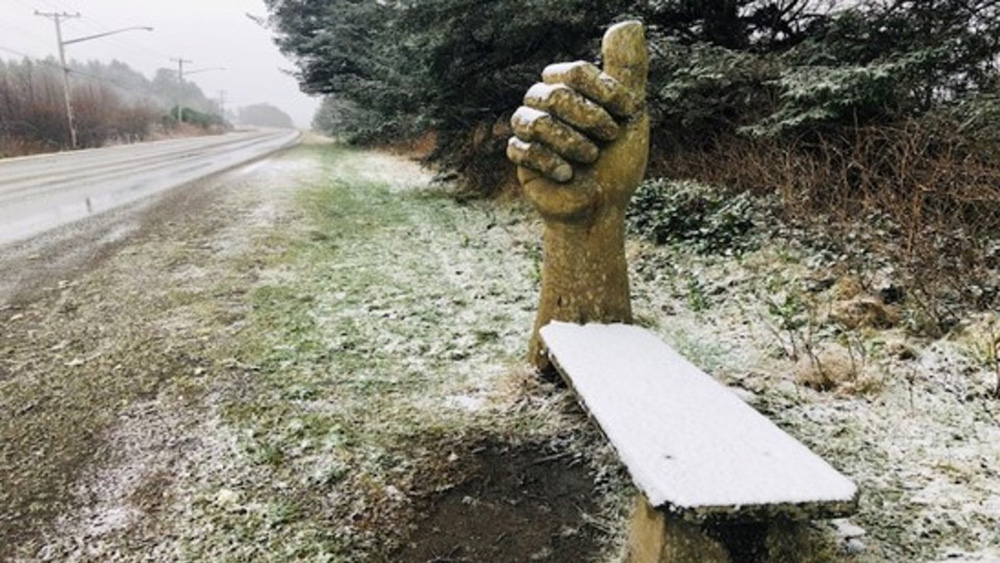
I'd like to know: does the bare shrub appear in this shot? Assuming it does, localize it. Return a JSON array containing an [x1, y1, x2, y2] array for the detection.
[[430, 116, 519, 198], [651, 116, 1000, 335]]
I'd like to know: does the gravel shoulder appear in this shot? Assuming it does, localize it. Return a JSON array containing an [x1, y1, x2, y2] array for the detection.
[[1, 142, 998, 561], [0, 144, 320, 560]]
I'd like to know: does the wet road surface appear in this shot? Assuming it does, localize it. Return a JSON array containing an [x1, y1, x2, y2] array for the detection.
[[0, 129, 299, 246]]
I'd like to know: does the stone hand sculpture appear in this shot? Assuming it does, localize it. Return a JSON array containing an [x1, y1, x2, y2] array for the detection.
[[507, 20, 649, 371]]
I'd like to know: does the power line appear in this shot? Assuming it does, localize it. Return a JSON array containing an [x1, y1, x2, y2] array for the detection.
[[35, 0, 75, 13], [0, 17, 48, 46], [12, 0, 179, 76], [0, 45, 56, 61], [5, 1, 162, 75], [0, 45, 41, 60], [9, 1, 227, 88], [9, 0, 43, 12], [41, 2, 218, 76]]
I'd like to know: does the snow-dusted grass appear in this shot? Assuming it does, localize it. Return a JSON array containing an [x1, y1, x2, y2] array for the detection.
[[1, 144, 626, 562], [163, 145, 631, 561], [6, 144, 997, 562], [626, 212, 1000, 561]]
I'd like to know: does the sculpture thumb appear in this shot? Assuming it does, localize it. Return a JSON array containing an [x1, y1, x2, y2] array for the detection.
[[601, 20, 648, 96]]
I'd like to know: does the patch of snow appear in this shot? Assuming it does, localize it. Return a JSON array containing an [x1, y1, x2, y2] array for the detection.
[[541, 322, 857, 512], [512, 106, 548, 128], [525, 83, 566, 103], [444, 394, 486, 412]]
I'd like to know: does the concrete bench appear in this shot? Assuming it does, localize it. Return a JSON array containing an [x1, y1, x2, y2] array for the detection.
[[540, 321, 859, 563]]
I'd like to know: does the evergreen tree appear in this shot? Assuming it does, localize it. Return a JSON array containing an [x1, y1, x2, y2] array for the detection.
[[265, 0, 1000, 192]]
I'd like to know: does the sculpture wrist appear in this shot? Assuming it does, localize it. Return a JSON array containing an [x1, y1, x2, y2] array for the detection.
[[528, 210, 633, 370]]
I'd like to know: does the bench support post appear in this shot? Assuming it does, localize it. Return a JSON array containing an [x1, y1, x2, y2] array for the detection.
[[627, 496, 730, 563], [626, 496, 815, 563]]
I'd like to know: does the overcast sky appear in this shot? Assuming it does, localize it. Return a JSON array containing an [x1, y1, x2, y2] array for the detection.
[[0, 0, 320, 128]]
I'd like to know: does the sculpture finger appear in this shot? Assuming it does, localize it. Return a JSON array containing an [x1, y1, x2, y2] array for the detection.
[[507, 137, 573, 182], [523, 83, 619, 142], [511, 107, 599, 164], [542, 61, 641, 117], [601, 21, 648, 94]]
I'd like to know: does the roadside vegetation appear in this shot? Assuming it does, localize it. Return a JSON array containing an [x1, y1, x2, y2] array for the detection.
[[0, 144, 629, 561], [3, 1, 1000, 560], [0, 58, 229, 157], [259, 1, 1000, 558], [3, 142, 998, 561], [275, 0, 1000, 341]]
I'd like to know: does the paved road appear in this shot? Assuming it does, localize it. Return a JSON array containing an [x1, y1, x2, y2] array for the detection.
[[0, 129, 299, 246]]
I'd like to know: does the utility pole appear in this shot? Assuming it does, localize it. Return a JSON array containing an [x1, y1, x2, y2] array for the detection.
[[171, 57, 192, 124], [36, 10, 81, 148], [218, 90, 227, 123]]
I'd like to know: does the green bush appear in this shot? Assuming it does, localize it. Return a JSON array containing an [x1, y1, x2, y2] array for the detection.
[[165, 106, 226, 129], [626, 179, 757, 254]]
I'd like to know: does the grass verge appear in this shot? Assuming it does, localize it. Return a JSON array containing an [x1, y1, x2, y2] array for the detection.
[[173, 145, 630, 561]]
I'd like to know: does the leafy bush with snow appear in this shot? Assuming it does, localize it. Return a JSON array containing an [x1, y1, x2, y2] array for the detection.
[[626, 179, 757, 255]]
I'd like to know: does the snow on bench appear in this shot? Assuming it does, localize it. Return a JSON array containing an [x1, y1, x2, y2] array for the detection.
[[540, 321, 858, 522]]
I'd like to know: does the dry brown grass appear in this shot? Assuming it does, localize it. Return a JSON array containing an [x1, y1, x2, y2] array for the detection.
[[377, 130, 439, 159], [651, 119, 1000, 335], [0, 137, 58, 158]]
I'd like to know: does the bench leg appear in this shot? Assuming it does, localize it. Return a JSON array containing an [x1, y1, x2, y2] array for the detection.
[[626, 496, 815, 563], [764, 519, 815, 562], [626, 496, 731, 563]]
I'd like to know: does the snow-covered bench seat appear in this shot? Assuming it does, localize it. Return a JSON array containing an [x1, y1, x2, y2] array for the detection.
[[540, 322, 859, 563]]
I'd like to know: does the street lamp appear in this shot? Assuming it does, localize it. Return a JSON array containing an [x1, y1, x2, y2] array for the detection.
[[62, 26, 154, 46], [36, 11, 153, 149], [186, 67, 226, 75]]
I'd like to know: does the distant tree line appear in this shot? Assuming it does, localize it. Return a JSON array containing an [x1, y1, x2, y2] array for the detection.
[[239, 103, 295, 129], [0, 57, 225, 156]]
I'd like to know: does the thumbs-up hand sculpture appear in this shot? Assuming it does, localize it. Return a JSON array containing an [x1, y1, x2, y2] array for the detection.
[[507, 21, 650, 371]]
